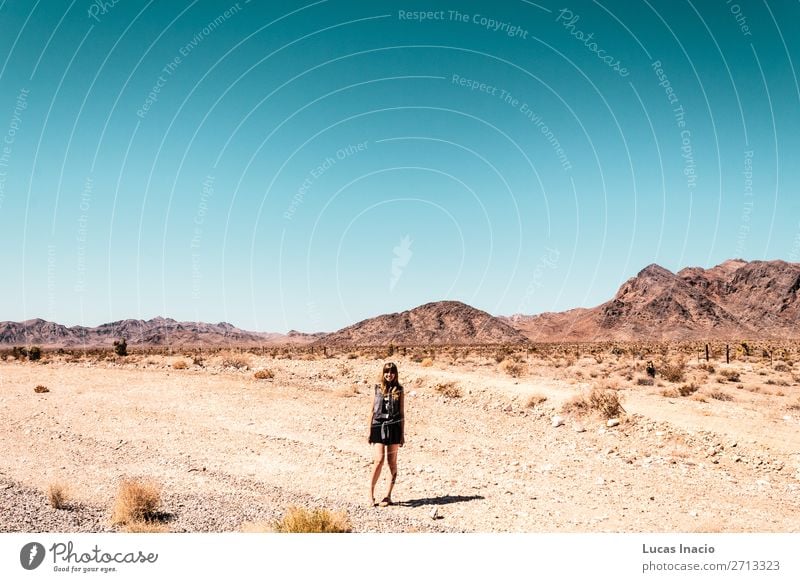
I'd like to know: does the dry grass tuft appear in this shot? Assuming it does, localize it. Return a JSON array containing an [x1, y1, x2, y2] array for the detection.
[[659, 360, 686, 383], [240, 521, 273, 533], [273, 506, 351, 533], [708, 390, 734, 402], [221, 352, 251, 370], [562, 387, 625, 419], [699, 363, 716, 374], [123, 520, 169, 533], [661, 383, 699, 398], [526, 393, 547, 408], [172, 360, 188, 370], [718, 369, 740, 383], [254, 369, 275, 380], [111, 479, 162, 530], [34, 385, 50, 393], [636, 377, 654, 386], [47, 483, 68, 509], [499, 358, 526, 378], [420, 357, 433, 367], [434, 381, 462, 398]]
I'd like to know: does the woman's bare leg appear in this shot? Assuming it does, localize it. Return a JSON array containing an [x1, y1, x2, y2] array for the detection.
[[370, 444, 385, 505], [383, 444, 400, 502]]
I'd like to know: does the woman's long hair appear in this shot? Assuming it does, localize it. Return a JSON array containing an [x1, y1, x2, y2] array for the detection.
[[379, 362, 401, 397]]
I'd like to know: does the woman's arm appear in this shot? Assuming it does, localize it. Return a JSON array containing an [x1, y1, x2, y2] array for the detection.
[[399, 390, 405, 447], [367, 390, 374, 443]]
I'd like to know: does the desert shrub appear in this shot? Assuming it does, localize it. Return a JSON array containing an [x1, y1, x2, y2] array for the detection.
[[499, 358, 525, 378], [111, 479, 162, 527], [123, 521, 169, 533], [719, 369, 740, 382], [47, 483, 68, 509], [636, 377, 654, 386], [34, 385, 50, 393], [494, 346, 513, 363], [273, 506, 351, 533], [787, 399, 800, 411], [677, 383, 699, 397], [192, 355, 204, 367], [709, 390, 734, 402], [562, 387, 624, 419], [526, 394, 547, 408], [774, 362, 789, 373], [699, 363, 716, 374], [254, 369, 274, 380], [221, 353, 251, 370], [28, 346, 42, 361], [421, 357, 433, 367], [434, 381, 461, 398], [113, 338, 127, 356], [172, 360, 188, 370], [660, 360, 686, 383]]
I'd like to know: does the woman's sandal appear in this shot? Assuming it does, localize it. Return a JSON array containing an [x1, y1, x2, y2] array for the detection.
[[378, 497, 392, 507]]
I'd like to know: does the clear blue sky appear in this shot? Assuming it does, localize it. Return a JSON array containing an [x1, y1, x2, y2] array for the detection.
[[1, 0, 798, 332]]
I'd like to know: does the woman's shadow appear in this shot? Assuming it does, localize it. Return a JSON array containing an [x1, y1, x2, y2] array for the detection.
[[397, 494, 483, 508]]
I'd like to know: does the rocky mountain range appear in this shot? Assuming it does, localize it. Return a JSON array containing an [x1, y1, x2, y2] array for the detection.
[[2, 259, 798, 348], [0, 317, 322, 348], [504, 259, 800, 341], [317, 300, 528, 346]]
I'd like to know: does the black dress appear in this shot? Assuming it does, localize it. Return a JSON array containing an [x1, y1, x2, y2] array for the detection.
[[369, 385, 403, 445]]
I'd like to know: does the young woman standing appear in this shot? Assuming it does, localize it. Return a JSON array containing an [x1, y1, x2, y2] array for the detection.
[[368, 362, 405, 507]]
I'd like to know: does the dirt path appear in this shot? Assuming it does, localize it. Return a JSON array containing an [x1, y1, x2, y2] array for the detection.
[[1, 355, 799, 532]]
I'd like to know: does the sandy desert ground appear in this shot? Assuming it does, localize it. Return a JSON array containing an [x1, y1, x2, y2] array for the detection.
[[2, 346, 800, 533]]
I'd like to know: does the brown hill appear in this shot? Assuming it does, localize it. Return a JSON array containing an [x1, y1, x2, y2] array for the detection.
[[318, 300, 528, 346], [504, 259, 800, 341], [0, 317, 321, 348], [4, 260, 798, 348]]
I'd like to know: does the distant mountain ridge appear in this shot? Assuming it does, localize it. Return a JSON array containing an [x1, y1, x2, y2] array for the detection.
[[0, 317, 322, 348], [3, 259, 798, 347], [503, 259, 800, 341], [317, 300, 528, 346]]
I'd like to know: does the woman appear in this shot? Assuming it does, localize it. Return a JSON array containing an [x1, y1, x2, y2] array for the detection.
[[368, 362, 405, 507]]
